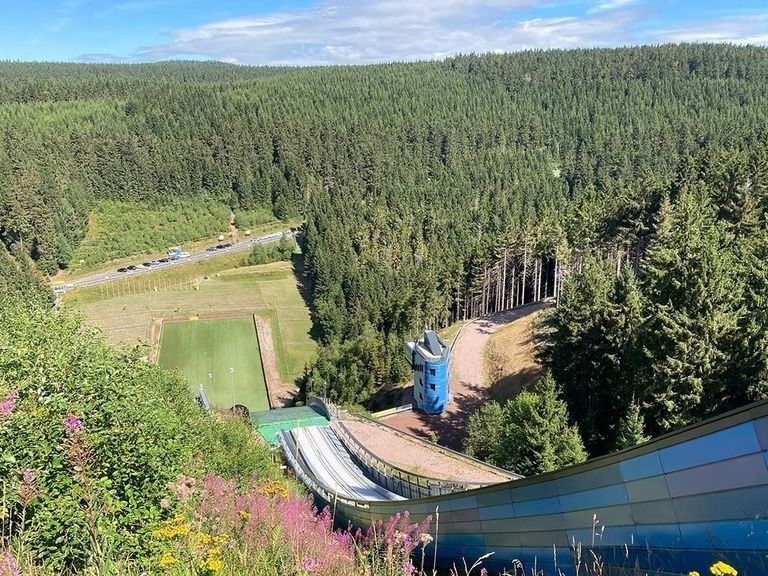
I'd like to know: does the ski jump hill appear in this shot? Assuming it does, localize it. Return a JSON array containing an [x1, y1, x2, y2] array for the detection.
[[277, 397, 768, 575]]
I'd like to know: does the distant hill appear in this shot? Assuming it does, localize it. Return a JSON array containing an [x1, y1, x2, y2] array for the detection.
[[1, 44, 767, 411]]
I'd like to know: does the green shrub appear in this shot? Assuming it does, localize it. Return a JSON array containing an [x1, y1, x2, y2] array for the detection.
[[0, 296, 276, 572], [243, 233, 294, 266]]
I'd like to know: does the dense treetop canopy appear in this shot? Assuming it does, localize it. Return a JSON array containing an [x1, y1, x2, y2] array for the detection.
[[1, 44, 767, 415]]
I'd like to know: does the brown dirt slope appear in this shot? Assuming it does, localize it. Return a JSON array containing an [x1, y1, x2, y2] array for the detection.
[[484, 308, 546, 402], [382, 301, 551, 450], [341, 418, 514, 483], [254, 315, 296, 408]]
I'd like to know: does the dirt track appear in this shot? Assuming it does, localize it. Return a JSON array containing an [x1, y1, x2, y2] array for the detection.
[[342, 418, 514, 483], [254, 315, 296, 408], [381, 302, 550, 450]]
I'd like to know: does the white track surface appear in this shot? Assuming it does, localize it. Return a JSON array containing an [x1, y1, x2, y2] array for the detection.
[[291, 426, 404, 501]]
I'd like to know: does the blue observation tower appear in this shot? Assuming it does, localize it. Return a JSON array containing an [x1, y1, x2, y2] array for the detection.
[[406, 331, 451, 414]]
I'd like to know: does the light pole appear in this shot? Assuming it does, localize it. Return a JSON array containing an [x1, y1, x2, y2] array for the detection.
[[229, 367, 235, 407]]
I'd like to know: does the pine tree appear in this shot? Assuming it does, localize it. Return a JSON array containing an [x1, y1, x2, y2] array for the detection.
[[463, 401, 505, 465], [639, 184, 742, 433], [614, 397, 650, 451], [495, 373, 587, 476]]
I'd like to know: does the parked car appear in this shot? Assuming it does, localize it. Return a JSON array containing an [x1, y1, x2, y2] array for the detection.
[[117, 267, 128, 273], [127, 265, 138, 271], [222, 243, 232, 248], [206, 246, 217, 252], [142, 262, 152, 267], [215, 244, 225, 249], [158, 258, 169, 263]]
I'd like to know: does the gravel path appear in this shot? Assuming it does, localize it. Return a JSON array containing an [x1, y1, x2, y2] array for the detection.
[[254, 315, 296, 408], [342, 418, 515, 483], [382, 301, 550, 450]]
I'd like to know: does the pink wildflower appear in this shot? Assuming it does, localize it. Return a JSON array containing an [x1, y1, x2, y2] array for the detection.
[[480, 569, 489, 576], [0, 552, 21, 576], [62, 416, 93, 479], [63, 414, 83, 436], [0, 390, 18, 421], [18, 469, 41, 506], [402, 559, 416, 575], [300, 557, 319, 573]]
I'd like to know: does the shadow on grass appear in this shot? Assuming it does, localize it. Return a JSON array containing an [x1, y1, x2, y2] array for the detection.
[[291, 251, 323, 343]]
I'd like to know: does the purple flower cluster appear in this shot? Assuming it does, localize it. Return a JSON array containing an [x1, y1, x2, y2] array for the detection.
[[0, 390, 18, 422], [300, 557, 320, 573], [63, 414, 83, 436], [190, 474, 357, 575], [0, 552, 21, 576]]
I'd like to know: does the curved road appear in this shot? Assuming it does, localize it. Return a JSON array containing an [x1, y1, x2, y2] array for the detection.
[[52, 230, 291, 295]]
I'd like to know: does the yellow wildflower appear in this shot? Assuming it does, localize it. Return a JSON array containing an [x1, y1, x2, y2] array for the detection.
[[152, 516, 191, 539], [710, 561, 738, 576], [239, 509, 251, 522], [258, 479, 289, 498], [689, 572, 700, 576], [198, 556, 223, 572], [157, 552, 178, 568]]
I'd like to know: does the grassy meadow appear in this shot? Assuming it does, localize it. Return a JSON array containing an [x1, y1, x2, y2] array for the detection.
[[62, 258, 316, 385], [157, 316, 268, 411]]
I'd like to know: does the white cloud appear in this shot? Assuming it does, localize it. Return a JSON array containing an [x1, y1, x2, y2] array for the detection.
[[136, 0, 641, 65], [648, 11, 768, 45], [590, 0, 639, 14]]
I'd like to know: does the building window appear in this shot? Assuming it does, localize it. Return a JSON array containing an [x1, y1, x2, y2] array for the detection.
[[429, 368, 436, 377], [418, 378, 422, 387], [429, 383, 436, 391]]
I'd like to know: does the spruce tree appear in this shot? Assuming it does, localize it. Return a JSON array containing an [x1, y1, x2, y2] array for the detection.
[[496, 374, 587, 476], [614, 397, 650, 451]]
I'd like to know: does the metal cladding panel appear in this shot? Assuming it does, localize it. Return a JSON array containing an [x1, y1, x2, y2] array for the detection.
[[620, 450, 664, 481], [509, 478, 560, 501], [658, 422, 761, 473], [664, 452, 768, 498], [558, 483, 629, 512], [555, 463, 623, 493], [671, 485, 768, 523], [625, 475, 671, 502], [478, 502, 516, 521], [630, 500, 679, 524], [561, 504, 635, 528], [678, 519, 768, 549], [755, 416, 768, 449], [567, 524, 637, 547], [514, 496, 563, 517], [420, 356, 449, 414]]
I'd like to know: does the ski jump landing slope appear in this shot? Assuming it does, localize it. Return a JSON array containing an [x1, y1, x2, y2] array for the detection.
[[280, 399, 768, 575]]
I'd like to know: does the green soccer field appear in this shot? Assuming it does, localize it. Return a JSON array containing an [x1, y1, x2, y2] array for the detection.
[[157, 316, 269, 411]]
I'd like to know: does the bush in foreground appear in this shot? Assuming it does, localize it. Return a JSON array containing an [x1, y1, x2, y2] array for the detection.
[[0, 296, 274, 572]]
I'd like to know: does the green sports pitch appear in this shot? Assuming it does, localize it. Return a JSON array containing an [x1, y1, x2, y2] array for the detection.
[[157, 316, 269, 411]]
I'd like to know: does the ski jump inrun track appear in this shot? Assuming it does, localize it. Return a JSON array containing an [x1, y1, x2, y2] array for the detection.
[[279, 397, 768, 575]]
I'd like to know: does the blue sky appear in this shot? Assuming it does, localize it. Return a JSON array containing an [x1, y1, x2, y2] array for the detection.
[[1, 0, 767, 65]]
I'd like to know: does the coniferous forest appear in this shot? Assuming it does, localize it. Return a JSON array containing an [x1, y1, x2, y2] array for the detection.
[[1, 45, 767, 456]]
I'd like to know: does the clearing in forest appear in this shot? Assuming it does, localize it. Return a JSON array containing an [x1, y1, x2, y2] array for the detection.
[[63, 259, 315, 389], [158, 316, 268, 411]]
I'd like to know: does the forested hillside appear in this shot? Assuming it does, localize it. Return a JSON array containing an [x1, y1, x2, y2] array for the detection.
[[1, 44, 767, 412]]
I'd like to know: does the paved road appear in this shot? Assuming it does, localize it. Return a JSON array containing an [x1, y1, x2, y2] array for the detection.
[[51, 230, 290, 295]]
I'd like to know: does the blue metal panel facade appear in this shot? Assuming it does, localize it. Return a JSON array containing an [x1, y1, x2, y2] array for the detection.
[[307, 401, 768, 575], [419, 355, 449, 414]]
